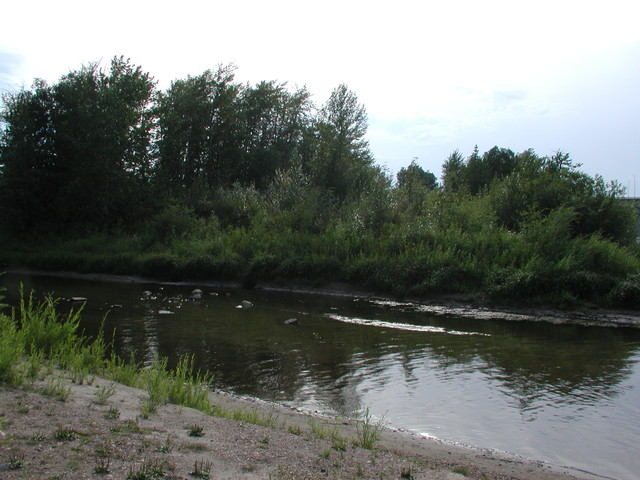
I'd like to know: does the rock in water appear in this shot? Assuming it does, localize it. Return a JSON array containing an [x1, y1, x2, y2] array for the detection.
[[284, 318, 299, 326], [236, 300, 254, 309]]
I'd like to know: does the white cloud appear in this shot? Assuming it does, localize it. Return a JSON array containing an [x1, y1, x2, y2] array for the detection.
[[2, 0, 639, 182]]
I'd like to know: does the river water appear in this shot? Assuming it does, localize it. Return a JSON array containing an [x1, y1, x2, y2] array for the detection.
[[2, 271, 639, 480]]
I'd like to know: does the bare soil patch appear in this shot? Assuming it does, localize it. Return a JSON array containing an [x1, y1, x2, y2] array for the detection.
[[0, 374, 604, 480]]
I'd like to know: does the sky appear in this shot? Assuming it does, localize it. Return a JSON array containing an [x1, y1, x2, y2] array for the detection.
[[1, 0, 639, 194]]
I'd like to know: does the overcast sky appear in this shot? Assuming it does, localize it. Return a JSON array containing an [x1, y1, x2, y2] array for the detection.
[[1, 0, 639, 194]]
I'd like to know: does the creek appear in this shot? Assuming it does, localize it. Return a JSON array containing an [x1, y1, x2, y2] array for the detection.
[[2, 271, 639, 480]]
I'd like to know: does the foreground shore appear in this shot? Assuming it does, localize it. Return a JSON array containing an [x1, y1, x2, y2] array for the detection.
[[0, 373, 606, 480]]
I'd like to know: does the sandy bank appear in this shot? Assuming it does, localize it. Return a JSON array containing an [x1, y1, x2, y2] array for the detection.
[[0, 373, 607, 480]]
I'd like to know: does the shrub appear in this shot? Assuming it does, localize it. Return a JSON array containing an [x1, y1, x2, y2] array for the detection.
[[0, 316, 25, 384], [607, 275, 640, 308]]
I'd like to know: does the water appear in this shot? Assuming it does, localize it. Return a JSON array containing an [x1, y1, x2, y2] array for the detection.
[[3, 271, 640, 480]]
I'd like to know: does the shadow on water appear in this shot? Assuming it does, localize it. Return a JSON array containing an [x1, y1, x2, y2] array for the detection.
[[2, 271, 640, 479]]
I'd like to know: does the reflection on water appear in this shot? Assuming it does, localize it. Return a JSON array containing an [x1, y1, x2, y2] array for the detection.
[[2, 271, 640, 480]]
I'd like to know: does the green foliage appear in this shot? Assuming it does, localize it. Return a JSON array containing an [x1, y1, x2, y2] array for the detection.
[[0, 57, 156, 233], [1, 56, 639, 308], [607, 275, 640, 308], [141, 355, 212, 413], [355, 407, 388, 450], [18, 292, 82, 359], [0, 315, 25, 384]]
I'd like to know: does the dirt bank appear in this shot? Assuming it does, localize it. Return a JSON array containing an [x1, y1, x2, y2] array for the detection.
[[0, 373, 607, 480]]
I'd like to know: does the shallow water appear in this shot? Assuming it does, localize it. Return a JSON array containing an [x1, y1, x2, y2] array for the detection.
[[3, 271, 640, 480]]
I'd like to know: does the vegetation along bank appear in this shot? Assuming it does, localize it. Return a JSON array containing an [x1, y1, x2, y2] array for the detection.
[[1, 57, 639, 309]]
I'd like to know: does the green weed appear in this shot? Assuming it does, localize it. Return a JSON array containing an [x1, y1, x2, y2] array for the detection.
[[39, 378, 71, 401], [308, 418, 344, 442], [94, 383, 117, 404], [190, 459, 213, 479], [355, 407, 387, 450], [54, 427, 77, 441], [187, 424, 205, 437], [127, 459, 166, 480]]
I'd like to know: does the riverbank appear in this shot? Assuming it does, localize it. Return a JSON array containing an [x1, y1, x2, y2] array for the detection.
[[6, 268, 640, 328], [0, 372, 606, 480]]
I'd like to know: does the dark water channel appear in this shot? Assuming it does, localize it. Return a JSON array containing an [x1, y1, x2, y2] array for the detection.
[[3, 271, 640, 480]]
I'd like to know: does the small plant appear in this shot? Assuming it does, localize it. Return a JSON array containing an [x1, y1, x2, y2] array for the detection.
[[140, 399, 157, 418], [215, 406, 280, 428], [259, 435, 270, 445], [190, 459, 213, 479], [93, 457, 110, 474], [111, 419, 145, 434], [452, 466, 469, 476], [105, 406, 120, 419], [332, 440, 347, 452], [127, 459, 166, 480], [7, 454, 24, 470], [355, 462, 365, 477], [400, 466, 414, 479], [183, 443, 209, 452], [157, 434, 174, 453], [25, 350, 46, 380], [188, 423, 205, 437], [288, 425, 301, 435], [355, 407, 388, 450], [54, 427, 76, 441], [39, 378, 71, 401], [95, 383, 117, 404], [31, 433, 46, 442], [308, 418, 343, 441], [319, 449, 331, 459]]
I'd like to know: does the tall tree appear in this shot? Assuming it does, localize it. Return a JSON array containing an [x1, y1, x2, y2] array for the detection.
[[238, 81, 312, 186], [441, 149, 466, 193], [0, 57, 156, 232], [397, 159, 437, 190], [309, 84, 374, 200], [0, 80, 57, 232], [154, 65, 240, 198]]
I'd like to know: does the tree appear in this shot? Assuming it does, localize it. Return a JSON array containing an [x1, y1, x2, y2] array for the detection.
[[0, 57, 156, 233], [0, 80, 57, 232], [154, 65, 241, 198], [238, 81, 312, 187], [441, 150, 465, 193], [397, 159, 437, 190], [50, 57, 156, 228], [309, 84, 374, 200]]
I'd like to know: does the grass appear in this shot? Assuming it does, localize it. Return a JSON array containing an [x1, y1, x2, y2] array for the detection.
[[127, 459, 166, 480], [308, 418, 344, 442], [7, 454, 24, 470], [190, 459, 213, 479], [214, 405, 280, 429], [0, 291, 217, 422], [39, 378, 72, 401], [94, 383, 117, 404], [355, 407, 388, 450], [105, 406, 120, 419], [93, 457, 110, 474], [54, 427, 77, 441], [400, 466, 414, 479], [187, 424, 205, 437], [452, 466, 469, 476]]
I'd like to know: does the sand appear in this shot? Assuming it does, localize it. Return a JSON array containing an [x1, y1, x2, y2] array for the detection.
[[0, 372, 607, 480]]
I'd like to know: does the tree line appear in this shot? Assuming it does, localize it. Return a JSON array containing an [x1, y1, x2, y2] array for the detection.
[[0, 57, 381, 233], [1, 57, 638, 307]]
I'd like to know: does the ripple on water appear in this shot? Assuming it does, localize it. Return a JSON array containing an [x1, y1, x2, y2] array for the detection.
[[326, 314, 490, 336]]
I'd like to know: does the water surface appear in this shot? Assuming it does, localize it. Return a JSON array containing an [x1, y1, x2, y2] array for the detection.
[[3, 271, 639, 480]]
